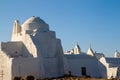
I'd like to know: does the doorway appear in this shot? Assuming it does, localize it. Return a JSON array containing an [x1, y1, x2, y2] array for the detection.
[[81, 67, 86, 76]]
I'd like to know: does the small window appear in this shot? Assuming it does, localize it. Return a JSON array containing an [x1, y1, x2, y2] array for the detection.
[[15, 51, 18, 54]]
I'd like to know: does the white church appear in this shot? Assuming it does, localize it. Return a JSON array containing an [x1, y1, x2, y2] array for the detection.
[[0, 16, 120, 80]]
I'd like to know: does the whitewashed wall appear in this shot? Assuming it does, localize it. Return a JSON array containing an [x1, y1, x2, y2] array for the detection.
[[12, 57, 41, 79], [0, 51, 12, 80], [64, 54, 107, 78]]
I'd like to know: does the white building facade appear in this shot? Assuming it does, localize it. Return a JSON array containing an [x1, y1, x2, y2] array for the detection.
[[65, 43, 120, 79], [0, 17, 64, 80], [0, 16, 120, 80]]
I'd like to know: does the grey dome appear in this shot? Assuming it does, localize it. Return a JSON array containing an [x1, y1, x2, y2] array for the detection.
[[22, 16, 48, 31]]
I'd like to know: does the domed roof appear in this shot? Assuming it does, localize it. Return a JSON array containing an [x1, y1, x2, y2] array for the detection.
[[24, 16, 46, 24], [22, 16, 48, 31]]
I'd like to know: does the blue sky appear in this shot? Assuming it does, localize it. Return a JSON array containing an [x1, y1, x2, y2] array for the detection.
[[0, 0, 120, 57]]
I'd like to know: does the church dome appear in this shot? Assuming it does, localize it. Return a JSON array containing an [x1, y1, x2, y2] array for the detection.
[[22, 16, 48, 31]]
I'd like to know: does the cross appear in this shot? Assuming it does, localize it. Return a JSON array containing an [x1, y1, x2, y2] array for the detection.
[[0, 70, 4, 80]]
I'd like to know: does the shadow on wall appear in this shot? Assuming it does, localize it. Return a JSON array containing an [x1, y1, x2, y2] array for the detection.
[[97, 60, 107, 78], [22, 43, 33, 57]]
